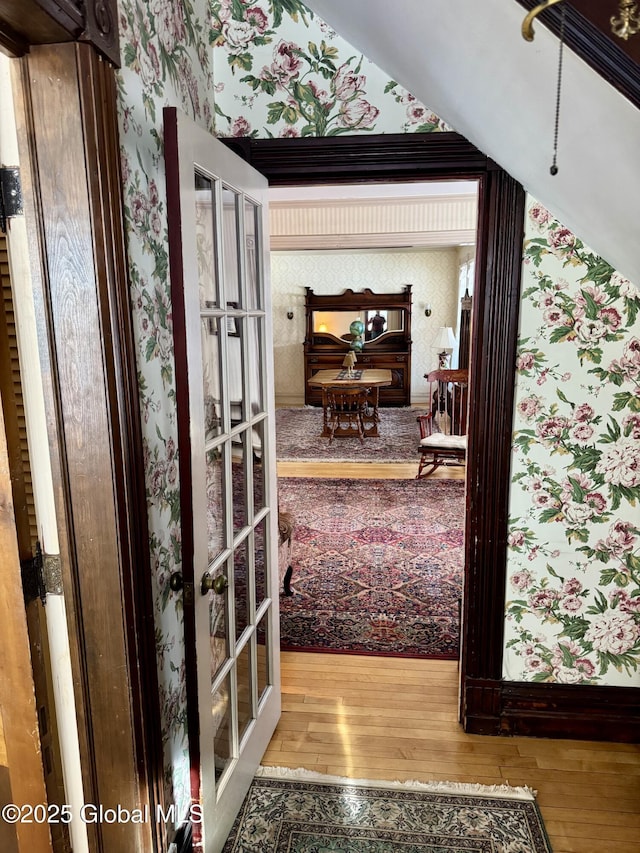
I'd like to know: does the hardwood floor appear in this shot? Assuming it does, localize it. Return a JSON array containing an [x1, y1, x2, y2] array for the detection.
[[269, 459, 640, 853], [264, 653, 640, 853]]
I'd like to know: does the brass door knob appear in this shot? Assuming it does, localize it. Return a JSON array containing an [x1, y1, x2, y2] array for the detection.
[[201, 572, 228, 596], [169, 571, 183, 592]]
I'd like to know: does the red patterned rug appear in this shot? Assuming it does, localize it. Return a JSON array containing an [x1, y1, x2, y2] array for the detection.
[[276, 407, 420, 462], [278, 477, 465, 658]]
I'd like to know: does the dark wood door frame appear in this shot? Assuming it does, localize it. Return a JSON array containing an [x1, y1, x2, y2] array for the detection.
[[225, 133, 639, 742]]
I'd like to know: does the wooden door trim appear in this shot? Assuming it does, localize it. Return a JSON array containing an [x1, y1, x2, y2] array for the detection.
[[0, 0, 120, 66], [224, 133, 638, 742], [12, 42, 163, 850]]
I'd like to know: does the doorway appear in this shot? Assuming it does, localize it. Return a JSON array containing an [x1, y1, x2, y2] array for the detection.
[[268, 178, 477, 663], [224, 133, 526, 732]]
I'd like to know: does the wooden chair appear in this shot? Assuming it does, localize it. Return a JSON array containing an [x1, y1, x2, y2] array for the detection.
[[417, 369, 469, 478], [325, 386, 369, 443]]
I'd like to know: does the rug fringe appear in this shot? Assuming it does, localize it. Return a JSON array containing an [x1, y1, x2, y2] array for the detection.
[[256, 766, 537, 800]]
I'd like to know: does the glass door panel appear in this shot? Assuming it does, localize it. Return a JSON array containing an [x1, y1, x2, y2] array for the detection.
[[256, 615, 270, 706], [201, 316, 223, 441], [195, 173, 219, 308], [231, 430, 248, 536], [252, 418, 265, 511], [208, 562, 229, 681], [222, 186, 241, 307], [205, 447, 225, 564], [254, 516, 267, 609], [244, 198, 260, 310], [212, 670, 233, 783], [233, 536, 249, 642], [236, 641, 254, 744], [247, 316, 264, 415]]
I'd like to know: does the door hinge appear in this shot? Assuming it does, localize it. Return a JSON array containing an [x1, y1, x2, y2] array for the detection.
[[0, 166, 23, 233], [20, 541, 63, 605]]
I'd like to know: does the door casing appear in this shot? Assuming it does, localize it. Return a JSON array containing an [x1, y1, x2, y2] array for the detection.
[[224, 134, 640, 742]]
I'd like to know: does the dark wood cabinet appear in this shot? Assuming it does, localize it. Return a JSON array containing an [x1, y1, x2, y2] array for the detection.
[[303, 285, 412, 407]]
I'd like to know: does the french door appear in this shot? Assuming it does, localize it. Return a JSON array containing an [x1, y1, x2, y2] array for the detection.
[[164, 107, 280, 850]]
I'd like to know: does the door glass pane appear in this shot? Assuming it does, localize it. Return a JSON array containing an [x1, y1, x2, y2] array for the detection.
[[206, 447, 225, 564], [247, 316, 264, 416], [202, 316, 223, 441], [252, 419, 265, 514], [212, 672, 233, 784], [195, 172, 218, 308], [256, 614, 270, 705], [232, 431, 248, 535], [209, 565, 229, 682], [222, 186, 240, 306], [227, 318, 244, 427], [254, 517, 267, 609], [244, 198, 260, 310], [234, 537, 249, 641], [237, 642, 254, 743]]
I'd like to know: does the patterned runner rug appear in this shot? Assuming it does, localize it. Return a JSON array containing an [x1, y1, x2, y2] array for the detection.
[[223, 768, 552, 852], [278, 478, 464, 658], [276, 406, 420, 462]]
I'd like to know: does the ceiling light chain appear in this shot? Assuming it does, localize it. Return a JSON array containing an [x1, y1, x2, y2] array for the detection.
[[550, 5, 566, 176]]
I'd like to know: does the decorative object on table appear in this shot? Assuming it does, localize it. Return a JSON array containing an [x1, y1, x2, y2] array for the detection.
[[278, 476, 465, 658], [433, 325, 457, 368], [223, 768, 552, 853], [341, 350, 356, 378], [349, 317, 364, 352], [275, 407, 418, 462]]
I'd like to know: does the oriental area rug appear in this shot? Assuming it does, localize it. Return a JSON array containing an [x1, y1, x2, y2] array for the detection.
[[223, 768, 552, 852], [278, 477, 465, 658], [276, 406, 420, 462]]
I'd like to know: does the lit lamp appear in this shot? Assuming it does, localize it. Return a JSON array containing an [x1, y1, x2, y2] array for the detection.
[[342, 350, 357, 378], [433, 326, 457, 369]]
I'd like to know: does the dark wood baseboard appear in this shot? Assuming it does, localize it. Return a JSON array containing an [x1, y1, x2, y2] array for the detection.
[[463, 677, 640, 742]]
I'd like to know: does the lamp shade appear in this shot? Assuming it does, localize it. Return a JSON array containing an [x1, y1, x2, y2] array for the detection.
[[433, 326, 457, 351]]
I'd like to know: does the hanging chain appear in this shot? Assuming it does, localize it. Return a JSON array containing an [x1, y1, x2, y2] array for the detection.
[[550, 6, 567, 175]]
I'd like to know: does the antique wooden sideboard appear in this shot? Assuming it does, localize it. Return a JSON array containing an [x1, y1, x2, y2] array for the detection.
[[303, 285, 412, 407]]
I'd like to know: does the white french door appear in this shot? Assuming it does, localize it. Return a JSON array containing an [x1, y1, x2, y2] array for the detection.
[[164, 108, 280, 851]]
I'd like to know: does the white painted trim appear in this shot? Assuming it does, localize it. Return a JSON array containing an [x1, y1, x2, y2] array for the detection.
[[271, 230, 477, 250]]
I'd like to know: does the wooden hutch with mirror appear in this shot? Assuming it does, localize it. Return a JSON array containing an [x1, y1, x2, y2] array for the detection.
[[304, 285, 412, 406]]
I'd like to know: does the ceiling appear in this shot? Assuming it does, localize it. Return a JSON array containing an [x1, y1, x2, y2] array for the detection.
[[305, 0, 640, 284]]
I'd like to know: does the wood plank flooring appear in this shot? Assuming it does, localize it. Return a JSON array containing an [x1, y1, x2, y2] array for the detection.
[[270, 459, 640, 853], [264, 653, 640, 853]]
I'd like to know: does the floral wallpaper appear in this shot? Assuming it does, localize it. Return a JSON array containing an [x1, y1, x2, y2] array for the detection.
[[504, 197, 640, 688], [117, 0, 216, 818], [115, 0, 448, 820], [210, 0, 449, 137]]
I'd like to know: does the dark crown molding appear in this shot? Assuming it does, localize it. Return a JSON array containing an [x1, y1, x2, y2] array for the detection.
[[515, 0, 640, 110]]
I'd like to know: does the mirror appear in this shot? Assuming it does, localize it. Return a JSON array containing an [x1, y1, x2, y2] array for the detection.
[[312, 309, 404, 342]]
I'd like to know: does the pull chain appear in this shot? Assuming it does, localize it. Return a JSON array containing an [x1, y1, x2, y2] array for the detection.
[[550, 6, 567, 175]]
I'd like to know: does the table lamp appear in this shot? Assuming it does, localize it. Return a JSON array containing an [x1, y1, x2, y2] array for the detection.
[[342, 351, 357, 377], [434, 326, 457, 368]]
